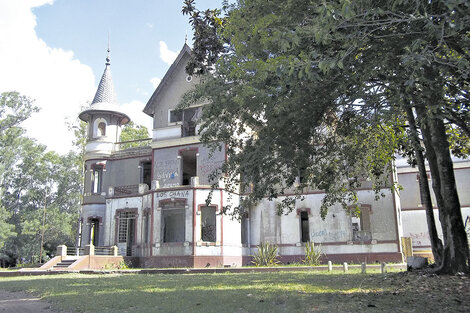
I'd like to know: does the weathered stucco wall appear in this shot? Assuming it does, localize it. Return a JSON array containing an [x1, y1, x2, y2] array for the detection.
[[153, 143, 225, 187], [149, 52, 201, 130], [397, 162, 470, 251]]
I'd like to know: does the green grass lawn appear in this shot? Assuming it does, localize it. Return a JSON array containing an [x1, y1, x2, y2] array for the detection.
[[0, 269, 468, 313]]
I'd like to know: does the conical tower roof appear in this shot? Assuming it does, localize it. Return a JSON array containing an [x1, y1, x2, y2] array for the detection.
[[79, 49, 130, 124]]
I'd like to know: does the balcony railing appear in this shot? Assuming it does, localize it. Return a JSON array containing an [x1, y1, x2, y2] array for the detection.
[[66, 246, 84, 256], [153, 123, 201, 141], [115, 138, 152, 151], [114, 185, 139, 196], [110, 184, 149, 197], [58, 245, 119, 257]]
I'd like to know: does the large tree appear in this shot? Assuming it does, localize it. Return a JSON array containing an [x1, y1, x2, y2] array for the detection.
[[119, 121, 151, 149], [182, 0, 469, 273], [0, 92, 82, 265]]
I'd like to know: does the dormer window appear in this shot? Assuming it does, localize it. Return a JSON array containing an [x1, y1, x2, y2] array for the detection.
[[97, 122, 106, 136]]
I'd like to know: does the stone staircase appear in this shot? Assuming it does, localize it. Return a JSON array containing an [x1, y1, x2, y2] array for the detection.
[[52, 259, 76, 270]]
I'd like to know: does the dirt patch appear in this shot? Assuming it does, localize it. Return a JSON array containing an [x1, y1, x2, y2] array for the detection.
[[0, 290, 67, 313]]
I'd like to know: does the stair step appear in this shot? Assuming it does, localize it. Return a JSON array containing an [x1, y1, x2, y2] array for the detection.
[[53, 259, 77, 269]]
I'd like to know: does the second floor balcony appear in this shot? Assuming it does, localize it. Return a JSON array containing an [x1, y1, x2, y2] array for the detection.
[[153, 122, 201, 141]]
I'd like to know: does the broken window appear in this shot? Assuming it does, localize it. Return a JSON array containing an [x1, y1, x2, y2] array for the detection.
[[169, 107, 201, 136], [300, 211, 309, 242], [182, 107, 200, 137], [141, 161, 152, 188], [180, 149, 197, 185], [201, 206, 216, 242], [117, 211, 136, 256], [92, 166, 103, 194], [169, 109, 183, 123], [352, 207, 372, 241], [89, 218, 99, 246], [97, 122, 106, 136], [161, 201, 185, 243]]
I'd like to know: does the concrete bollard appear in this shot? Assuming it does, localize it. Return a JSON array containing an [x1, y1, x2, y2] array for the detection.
[[343, 262, 348, 272], [381, 262, 387, 273], [84, 244, 95, 256], [361, 262, 366, 274], [56, 245, 67, 257], [328, 261, 333, 272]]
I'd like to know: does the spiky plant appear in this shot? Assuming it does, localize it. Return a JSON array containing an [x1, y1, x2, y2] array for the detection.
[[303, 242, 323, 266], [251, 242, 280, 266]]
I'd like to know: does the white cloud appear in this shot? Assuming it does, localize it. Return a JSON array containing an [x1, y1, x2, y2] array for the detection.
[[150, 77, 161, 89], [0, 0, 95, 154], [146, 23, 154, 29], [120, 100, 153, 133], [159, 41, 177, 65]]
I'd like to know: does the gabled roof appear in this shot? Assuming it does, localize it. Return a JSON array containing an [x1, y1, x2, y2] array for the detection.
[[143, 43, 192, 117], [79, 51, 130, 124]]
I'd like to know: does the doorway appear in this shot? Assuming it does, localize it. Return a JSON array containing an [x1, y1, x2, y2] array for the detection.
[[117, 211, 136, 256]]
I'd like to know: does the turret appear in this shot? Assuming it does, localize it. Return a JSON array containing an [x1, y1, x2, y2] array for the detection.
[[79, 47, 130, 158]]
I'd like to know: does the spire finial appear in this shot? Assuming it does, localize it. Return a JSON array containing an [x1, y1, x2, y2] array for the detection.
[[106, 33, 110, 65], [185, 32, 188, 44]]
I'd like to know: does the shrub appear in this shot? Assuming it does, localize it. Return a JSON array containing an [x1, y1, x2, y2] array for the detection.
[[103, 260, 130, 270], [251, 242, 280, 266], [302, 242, 323, 266]]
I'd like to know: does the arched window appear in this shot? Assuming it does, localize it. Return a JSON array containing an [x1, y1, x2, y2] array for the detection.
[[97, 122, 106, 136]]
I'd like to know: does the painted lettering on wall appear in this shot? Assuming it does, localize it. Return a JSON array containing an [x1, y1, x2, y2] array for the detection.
[[310, 229, 348, 241], [155, 159, 179, 182], [157, 190, 190, 199], [198, 155, 223, 183]]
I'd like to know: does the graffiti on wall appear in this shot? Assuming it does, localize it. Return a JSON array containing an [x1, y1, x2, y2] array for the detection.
[[310, 229, 348, 242], [155, 159, 179, 183], [198, 155, 223, 183], [157, 190, 190, 199], [409, 231, 430, 246]]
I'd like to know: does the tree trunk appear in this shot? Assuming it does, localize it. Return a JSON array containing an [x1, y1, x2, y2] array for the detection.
[[405, 105, 443, 265], [426, 113, 469, 273]]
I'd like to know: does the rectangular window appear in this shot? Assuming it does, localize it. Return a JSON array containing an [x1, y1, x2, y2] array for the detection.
[[169, 109, 183, 123], [352, 207, 372, 241], [141, 161, 152, 188], [300, 211, 309, 242], [201, 206, 216, 242], [169, 107, 201, 137], [161, 201, 185, 243], [182, 107, 200, 137], [92, 166, 103, 194]]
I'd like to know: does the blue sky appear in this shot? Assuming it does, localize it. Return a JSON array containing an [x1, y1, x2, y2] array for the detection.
[[0, 0, 221, 154]]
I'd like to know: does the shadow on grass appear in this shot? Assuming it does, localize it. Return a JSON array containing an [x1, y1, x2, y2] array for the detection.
[[0, 271, 466, 313]]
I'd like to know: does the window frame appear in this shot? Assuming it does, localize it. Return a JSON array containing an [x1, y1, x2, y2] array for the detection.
[[91, 165, 103, 195], [200, 206, 217, 242]]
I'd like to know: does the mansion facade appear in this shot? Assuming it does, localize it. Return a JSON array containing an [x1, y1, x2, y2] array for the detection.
[[77, 44, 470, 267]]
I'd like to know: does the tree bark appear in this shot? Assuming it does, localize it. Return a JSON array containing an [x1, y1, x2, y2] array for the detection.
[[426, 113, 469, 273], [405, 105, 443, 266], [415, 98, 469, 273]]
